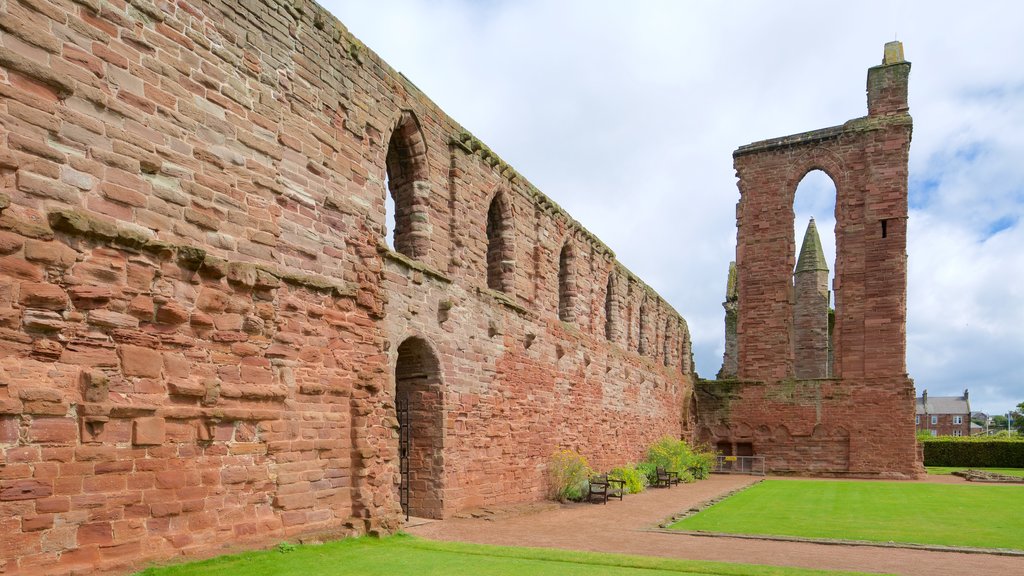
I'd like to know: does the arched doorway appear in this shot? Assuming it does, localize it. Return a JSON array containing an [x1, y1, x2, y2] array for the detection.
[[394, 337, 444, 519]]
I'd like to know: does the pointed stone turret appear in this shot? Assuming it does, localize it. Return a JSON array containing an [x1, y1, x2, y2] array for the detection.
[[793, 218, 830, 379], [796, 218, 829, 274]]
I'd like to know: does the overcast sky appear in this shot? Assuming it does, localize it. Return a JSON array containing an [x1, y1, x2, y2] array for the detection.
[[322, 0, 1024, 417]]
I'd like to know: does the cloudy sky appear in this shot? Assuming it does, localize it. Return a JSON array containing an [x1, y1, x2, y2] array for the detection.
[[322, 0, 1024, 416]]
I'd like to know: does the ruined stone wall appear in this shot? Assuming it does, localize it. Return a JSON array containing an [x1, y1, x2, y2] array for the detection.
[[697, 377, 917, 475], [0, 0, 692, 573], [700, 43, 920, 478]]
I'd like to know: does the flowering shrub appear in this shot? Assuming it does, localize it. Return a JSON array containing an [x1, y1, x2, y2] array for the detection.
[[644, 436, 715, 482], [609, 464, 647, 494], [548, 449, 593, 502]]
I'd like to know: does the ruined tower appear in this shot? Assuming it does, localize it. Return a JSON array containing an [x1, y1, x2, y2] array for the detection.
[[698, 42, 920, 477], [717, 261, 739, 379], [793, 218, 830, 379]]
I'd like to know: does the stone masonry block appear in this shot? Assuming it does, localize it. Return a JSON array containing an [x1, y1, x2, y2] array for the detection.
[[118, 345, 162, 378], [132, 417, 165, 446]]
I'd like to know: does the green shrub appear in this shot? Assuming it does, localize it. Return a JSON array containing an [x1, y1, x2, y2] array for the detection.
[[687, 446, 716, 480], [921, 436, 1024, 467], [548, 449, 593, 502], [635, 461, 659, 486], [641, 436, 717, 482], [609, 464, 647, 494]]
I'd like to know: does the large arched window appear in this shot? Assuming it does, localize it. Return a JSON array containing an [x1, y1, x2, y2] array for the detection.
[[792, 169, 836, 379], [385, 111, 430, 259], [557, 242, 575, 322], [486, 192, 514, 293]]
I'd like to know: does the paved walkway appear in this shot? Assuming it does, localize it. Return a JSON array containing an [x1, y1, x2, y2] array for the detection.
[[406, 474, 1022, 575]]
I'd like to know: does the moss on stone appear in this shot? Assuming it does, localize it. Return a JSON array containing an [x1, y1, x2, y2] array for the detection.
[[177, 246, 207, 270]]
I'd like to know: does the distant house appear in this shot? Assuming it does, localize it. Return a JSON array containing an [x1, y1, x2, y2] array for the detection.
[[915, 389, 971, 437]]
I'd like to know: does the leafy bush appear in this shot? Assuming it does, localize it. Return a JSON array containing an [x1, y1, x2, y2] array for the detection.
[[610, 464, 647, 494], [687, 446, 716, 480], [548, 449, 593, 502], [643, 436, 716, 482], [635, 461, 659, 486], [921, 436, 1024, 467]]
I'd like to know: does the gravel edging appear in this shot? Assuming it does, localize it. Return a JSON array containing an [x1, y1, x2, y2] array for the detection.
[[649, 529, 1024, 558]]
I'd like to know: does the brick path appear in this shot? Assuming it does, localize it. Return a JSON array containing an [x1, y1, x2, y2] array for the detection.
[[406, 474, 1022, 575]]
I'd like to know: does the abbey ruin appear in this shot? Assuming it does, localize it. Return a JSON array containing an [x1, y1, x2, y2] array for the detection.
[[0, 0, 916, 573], [701, 41, 919, 476]]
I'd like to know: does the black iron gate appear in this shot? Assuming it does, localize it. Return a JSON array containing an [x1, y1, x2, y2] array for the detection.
[[397, 395, 410, 521]]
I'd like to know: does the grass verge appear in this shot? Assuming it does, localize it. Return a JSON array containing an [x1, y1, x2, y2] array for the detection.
[[670, 479, 1024, 550], [134, 533, 884, 576]]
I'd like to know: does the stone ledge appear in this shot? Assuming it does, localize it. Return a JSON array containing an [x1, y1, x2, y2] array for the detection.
[[476, 286, 530, 316], [47, 208, 355, 298], [733, 113, 912, 157], [379, 245, 451, 283]]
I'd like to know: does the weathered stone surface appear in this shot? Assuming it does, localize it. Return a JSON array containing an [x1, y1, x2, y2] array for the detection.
[[132, 417, 165, 446], [18, 283, 69, 310], [118, 345, 162, 378], [0, 2, 697, 574], [88, 309, 139, 329]]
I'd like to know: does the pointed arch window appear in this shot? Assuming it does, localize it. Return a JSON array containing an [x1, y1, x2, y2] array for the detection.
[[604, 273, 616, 341], [385, 111, 430, 259], [638, 296, 649, 355], [558, 242, 575, 322], [486, 192, 514, 294], [663, 319, 672, 366]]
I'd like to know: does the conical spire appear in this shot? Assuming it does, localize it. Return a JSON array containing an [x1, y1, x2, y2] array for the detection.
[[795, 218, 829, 273]]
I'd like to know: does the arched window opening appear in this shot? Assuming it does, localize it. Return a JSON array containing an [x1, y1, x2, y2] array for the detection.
[[486, 193, 514, 293], [394, 337, 444, 519], [638, 297, 649, 355], [604, 273, 616, 341], [385, 111, 429, 259], [793, 169, 837, 378], [558, 243, 575, 322], [663, 319, 672, 366]]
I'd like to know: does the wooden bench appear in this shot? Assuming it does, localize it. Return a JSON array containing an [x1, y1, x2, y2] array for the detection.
[[588, 474, 625, 504], [652, 467, 680, 488]]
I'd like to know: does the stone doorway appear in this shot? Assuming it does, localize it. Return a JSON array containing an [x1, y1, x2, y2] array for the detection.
[[394, 337, 445, 519]]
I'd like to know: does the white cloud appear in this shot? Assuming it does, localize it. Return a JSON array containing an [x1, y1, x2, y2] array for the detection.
[[323, 0, 1024, 415]]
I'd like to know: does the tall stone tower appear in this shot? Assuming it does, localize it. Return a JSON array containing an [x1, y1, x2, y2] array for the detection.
[[699, 42, 920, 477], [793, 218, 830, 379]]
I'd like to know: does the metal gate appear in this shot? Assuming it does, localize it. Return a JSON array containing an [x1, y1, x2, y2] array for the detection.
[[396, 395, 410, 520]]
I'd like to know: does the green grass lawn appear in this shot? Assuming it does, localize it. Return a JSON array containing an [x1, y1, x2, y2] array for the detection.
[[134, 533, 882, 576], [671, 479, 1024, 550], [926, 466, 1024, 477]]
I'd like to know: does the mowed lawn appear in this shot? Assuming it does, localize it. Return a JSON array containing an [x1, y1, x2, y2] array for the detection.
[[671, 479, 1024, 550], [134, 534, 879, 576]]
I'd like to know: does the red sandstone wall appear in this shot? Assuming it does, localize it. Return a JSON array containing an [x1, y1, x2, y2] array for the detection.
[[697, 378, 918, 476], [0, 0, 692, 573]]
